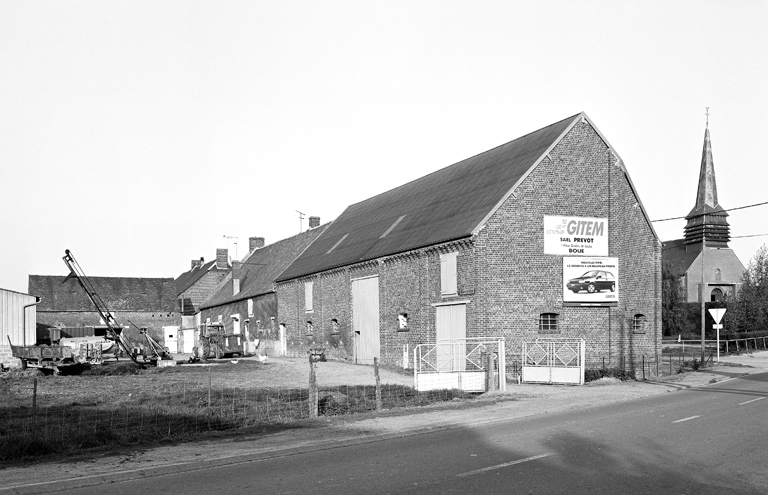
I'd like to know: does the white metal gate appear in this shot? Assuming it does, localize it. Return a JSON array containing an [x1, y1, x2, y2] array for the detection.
[[414, 338, 506, 392], [522, 338, 585, 385]]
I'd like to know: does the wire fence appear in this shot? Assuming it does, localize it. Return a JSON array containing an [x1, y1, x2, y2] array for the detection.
[[0, 374, 473, 463]]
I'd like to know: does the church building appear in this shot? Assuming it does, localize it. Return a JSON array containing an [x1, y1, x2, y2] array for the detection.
[[662, 119, 745, 302]]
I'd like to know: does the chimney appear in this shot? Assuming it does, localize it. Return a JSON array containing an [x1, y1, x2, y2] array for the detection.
[[309, 216, 320, 229], [191, 257, 204, 270], [249, 237, 265, 252], [216, 248, 229, 269]]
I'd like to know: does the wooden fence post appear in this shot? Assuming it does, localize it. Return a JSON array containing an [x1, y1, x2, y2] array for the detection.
[[32, 377, 38, 432], [486, 352, 496, 392], [374, 357, 382, 411], [309, 359, 318, 418]]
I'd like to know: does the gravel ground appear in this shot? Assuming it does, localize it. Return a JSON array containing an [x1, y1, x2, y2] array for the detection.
[[2, 351, 767, 494]]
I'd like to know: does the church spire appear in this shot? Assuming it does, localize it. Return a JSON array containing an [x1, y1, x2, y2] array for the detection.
[[684, 109, 730, 248]]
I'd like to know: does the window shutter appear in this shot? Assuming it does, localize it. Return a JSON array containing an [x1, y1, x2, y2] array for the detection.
[[305, 281, 313, 312], [440, 252, 458, 295]]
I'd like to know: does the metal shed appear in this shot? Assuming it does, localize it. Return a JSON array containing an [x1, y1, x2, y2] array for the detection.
[[1, 288, 40, 367]]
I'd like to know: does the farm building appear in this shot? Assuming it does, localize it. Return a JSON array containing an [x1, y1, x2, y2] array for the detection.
[[0, 288, 40, 368], [662, 122, 745, 303], [175, 248, 231, 316], [198, 220, 328, 357], [275, 112, 661, 372], [28, 275, 176, 346]]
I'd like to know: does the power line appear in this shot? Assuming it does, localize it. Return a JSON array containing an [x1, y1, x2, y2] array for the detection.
[[651, 200, 768, 222], [732, 234, 768, 239]]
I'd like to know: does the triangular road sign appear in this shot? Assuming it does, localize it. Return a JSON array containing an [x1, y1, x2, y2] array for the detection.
[[709, 308, 726, 324]]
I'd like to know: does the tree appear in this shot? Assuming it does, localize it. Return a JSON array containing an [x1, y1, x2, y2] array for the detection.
[[732, 245, 768, 333], [662, 261, 696, 337]]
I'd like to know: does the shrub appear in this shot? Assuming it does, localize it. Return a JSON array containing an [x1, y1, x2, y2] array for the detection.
[[585, 367, 635, 382]]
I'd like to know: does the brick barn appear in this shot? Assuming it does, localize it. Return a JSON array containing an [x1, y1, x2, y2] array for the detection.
[[276, 112, 661, 371], [29, 275, 177, 346]]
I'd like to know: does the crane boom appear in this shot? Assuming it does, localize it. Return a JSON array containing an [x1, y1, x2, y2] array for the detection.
[[62, 249, 140, 364]]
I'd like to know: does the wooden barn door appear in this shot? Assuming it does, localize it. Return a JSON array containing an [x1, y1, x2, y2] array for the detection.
[[352, 276, 380, 365], [436, 304, 466, 371]]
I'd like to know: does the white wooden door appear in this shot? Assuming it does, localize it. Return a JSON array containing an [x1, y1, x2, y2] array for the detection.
[[181, 329, 194, 353], [436, 304, 466, 371], [163, 326, 179, 353], [352, 276, 380, 364]]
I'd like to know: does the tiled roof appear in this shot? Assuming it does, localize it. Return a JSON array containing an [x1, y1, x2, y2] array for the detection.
[[29, 275, 176, 312], [200, 224, 329, 310], [277, 113, 582, 282], [175, 260, 222, 295]]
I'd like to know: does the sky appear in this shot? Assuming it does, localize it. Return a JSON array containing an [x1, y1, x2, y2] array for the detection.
[[1, 0, 767, 294]]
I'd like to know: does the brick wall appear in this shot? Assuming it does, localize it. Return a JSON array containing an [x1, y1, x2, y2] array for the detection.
[[199, 294, 277, 343], [36, 311, 178, 345], [278, 119, 661, 372], [475, 119, 660, 370], [178, 271, 229, 314]]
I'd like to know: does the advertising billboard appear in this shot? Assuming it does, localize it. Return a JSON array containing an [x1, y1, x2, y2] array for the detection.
[[544, 216, 608, 256], [563, 257, 619, 306]]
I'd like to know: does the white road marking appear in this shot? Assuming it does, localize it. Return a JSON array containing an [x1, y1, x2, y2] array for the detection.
[[739, 397, 765, 406], [673, 415, 701, 423], [457, 453, 554, 477]]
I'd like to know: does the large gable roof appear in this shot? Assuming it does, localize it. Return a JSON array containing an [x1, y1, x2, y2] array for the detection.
[[201, 224, 329, 310], [277, 113, 586, 282], [29, 275, 176, 312]]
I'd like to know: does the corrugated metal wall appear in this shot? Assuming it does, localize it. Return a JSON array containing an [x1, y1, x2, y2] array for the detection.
[[1, 289, 38, 366]]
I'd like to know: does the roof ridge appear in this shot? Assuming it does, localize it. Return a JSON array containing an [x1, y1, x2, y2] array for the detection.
[[343, 113, 584, 209]]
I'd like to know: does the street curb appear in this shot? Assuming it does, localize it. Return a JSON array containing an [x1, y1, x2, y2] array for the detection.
[[0, 416, 515, 495]]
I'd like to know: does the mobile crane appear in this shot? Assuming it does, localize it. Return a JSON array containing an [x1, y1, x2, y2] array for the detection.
[[9, 250, 172, 372], [61, 249, 173, 365]]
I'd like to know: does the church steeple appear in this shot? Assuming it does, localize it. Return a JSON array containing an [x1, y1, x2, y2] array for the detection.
[[684, 111, 730, 248]]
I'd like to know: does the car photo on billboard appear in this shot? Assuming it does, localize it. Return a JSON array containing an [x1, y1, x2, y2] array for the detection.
[[566, 269, 616, 294], [562, 257, 619, 306]]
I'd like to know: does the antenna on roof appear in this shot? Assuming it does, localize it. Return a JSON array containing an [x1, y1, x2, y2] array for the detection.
[[296, 210, 305, 232], [223, 235, 239, 261]]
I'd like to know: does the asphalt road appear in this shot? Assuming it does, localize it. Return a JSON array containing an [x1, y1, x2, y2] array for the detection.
[[55, 372, 768, 495]]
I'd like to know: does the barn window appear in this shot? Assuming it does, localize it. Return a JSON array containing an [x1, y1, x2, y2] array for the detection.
[[305, 281, 314, 312], [440, 252, 458, 296], [632, 314, 646, 333], [538, 313, 559, 333]]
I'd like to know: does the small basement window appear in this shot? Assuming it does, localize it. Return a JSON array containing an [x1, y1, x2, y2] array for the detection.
[[632, 314, 646, 333], [538, 313, 559, 333]]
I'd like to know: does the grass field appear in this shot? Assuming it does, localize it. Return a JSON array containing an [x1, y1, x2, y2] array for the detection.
[[0, 357, 476, 464]]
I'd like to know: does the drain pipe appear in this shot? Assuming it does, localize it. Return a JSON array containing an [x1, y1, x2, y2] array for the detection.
[[22, 297, 42, 346]]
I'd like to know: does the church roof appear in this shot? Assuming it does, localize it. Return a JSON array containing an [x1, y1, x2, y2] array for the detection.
[[684, 122, 730, 247], [686, 126, 722, 218], [662, 239, 700, 277]]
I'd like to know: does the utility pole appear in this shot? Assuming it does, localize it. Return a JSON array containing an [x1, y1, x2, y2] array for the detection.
[[701, 232, 706, 363]]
